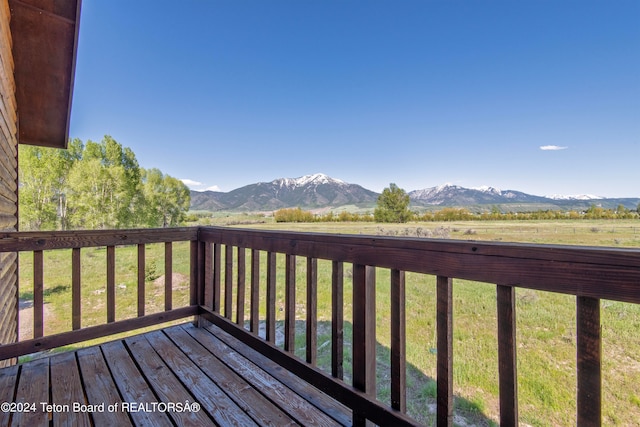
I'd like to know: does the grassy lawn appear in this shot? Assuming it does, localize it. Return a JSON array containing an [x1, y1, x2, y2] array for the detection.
[[17, 219, 640, 425]]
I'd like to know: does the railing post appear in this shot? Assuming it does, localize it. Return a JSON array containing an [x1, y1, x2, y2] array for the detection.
[[250, 249, 260, 334], [331, 261, 344, 379], [266, 252, 276, 343], [306, 257, 318, 365], [72, 248, 81, 330], [137, 244, 146, 317], [236, 247, 246, 326], [213, 243, 221, 313], [106, 246, 115, 323], [284, 254, 296, 353], [391, 269, 406, 412], [437, 275, 453, 427], [577, 296, 601, 426], [165, 242, 172, 311], [33, 250, 43, 339], [224, 245, 233, 319], [203, 242, 213, 311], [497, 284, 518, 426], [352, 264, 376, 426]]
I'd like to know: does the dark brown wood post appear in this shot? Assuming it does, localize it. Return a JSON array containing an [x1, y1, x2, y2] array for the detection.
[[164, 242, 172, 311], [33, 250, 43, 338], [306, 257, 318, 365], [266, 252, 277, 344], [250, 249, 260, 334], [284, 254, 296, 353], [497, 284, 518, 426], [213, 243, 221, 313], [72, 248, 81, 330], [106, 246, 115, 323], [236, 247, 246, 326], [437, 275, 453, 427], [331, 260, 344, 379], [391, 269, 406, 412], [137, 244, 146, 317], [577, 296, 601, 427], [353, 264, 376, 426], [224, 244, 233, 319]]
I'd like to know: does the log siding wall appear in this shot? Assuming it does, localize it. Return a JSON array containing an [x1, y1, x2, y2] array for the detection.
[[0, 0, 18, 368]]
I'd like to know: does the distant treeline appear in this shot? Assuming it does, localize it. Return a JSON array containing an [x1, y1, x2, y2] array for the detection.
[[20, 136, 191, 231], [274, 205, 640, 223]]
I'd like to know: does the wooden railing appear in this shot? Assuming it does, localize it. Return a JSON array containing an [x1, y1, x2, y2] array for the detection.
[[0, 228, 199, 360], [196, 226, 640, 427], [1, 226, 639, 426]]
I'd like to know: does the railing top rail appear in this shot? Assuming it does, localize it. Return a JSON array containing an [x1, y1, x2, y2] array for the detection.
[[199, 226, 640, 304], [0, 227, 198, 251]]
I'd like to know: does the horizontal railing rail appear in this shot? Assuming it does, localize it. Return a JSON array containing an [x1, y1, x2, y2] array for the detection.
[[0, 228, 199, 361], [1, 225, 639, 426]]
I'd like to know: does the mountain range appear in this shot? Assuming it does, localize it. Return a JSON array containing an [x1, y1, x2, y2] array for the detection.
[[189, 173, 639, 213]]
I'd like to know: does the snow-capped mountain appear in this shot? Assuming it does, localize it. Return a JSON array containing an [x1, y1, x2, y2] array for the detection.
[[547, 194, 603, 201], [190, 173, 378, 211], [190, 176, 639, 212], [408, 184, 547, 206]]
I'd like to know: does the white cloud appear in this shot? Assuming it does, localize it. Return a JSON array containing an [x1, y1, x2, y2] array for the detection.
[[205, 185, 221, 192], [180, 178, 203, 188], [540, 145, 568, 151]]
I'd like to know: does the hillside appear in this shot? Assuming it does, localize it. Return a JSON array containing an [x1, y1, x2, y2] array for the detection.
[[189, 175, 639, 213]]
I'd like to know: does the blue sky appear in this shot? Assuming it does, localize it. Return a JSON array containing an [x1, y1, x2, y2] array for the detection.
[[69, 1, 639, 197]]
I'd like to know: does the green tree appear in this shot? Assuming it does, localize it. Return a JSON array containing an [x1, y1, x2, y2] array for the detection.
[[141, 168, 191, 227], [374, 183, 412, 223]]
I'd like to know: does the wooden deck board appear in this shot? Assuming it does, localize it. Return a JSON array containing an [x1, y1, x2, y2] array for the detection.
[[189, 323, 351, 426], [0, 322, 351, 426], [49, 351, 91, 426], [163, 325, 298, 427], [0, 364, 18, 427]]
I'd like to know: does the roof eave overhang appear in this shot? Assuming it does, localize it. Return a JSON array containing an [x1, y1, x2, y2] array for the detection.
[[9, 0, 81, 149]]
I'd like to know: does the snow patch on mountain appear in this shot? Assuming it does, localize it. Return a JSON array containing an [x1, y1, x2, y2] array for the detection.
[[547, 194, 602, 201], [273, 173, 345, 188]]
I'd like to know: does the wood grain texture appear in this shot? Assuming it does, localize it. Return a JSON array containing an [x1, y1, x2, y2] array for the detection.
[[437, 276, 453, 427], [284, 254, 296, 353], [306, 257, 318, 365], [577, 296, 601, 427], [50, 351, 91, 426], [391, 269, 406, 412], [266, 252, 276, 343], [331, 261, 344, 380], [236, 247, 246, 325], [225, 244, 233, 319], [72, 247, 81, 329], [107, 245, 115, 323], [497, 284, 518, 426], [164, 241, 172, 311], [76, 346, 133, 426], [250, 249, 260, 334]]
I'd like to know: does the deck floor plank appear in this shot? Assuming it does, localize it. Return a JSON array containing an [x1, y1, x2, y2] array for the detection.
[[0, 364, 18, 427], [76, 346, 133, 427], [11, 357, 49, 427], [141, 330, 259, 426], [0, 322, 357, 426], [186, 323, 349, 426], [162, 326, 298, 427], [100, 340, 174, 427], [49, 351, 91, 427], [124, 334, 217, 426]]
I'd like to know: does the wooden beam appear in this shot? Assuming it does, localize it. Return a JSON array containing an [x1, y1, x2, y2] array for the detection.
[[437, 275, 453, 427], [497, 284, 518, 425], [391, 269, 406, 412], [352, 264, 376, 426], [577, 296, 601, 426], [331, 260, 344, 380], [306, 257, 317, 365]]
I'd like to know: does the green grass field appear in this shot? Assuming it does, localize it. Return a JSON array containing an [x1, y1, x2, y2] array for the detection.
[[18, 219, 640, 426]]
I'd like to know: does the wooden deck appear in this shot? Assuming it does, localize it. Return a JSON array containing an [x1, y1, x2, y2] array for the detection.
[[0, 322, 351, 427]]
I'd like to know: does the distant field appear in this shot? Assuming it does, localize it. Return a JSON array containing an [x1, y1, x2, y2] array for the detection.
[[222, 217, 640, 248], [19, 219, 640, 425]]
